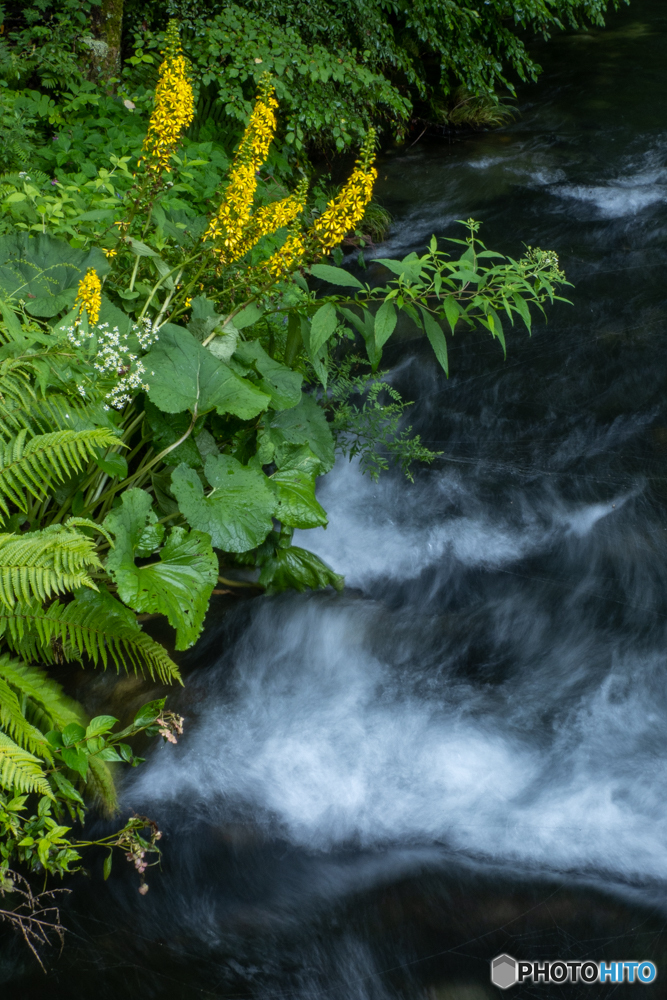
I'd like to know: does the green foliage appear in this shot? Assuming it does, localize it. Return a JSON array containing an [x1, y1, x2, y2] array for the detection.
[[104, 489, 218, 650], [0, 524, 102, 607], [0, 19, 576, 958], [328, 358, 442, 481]]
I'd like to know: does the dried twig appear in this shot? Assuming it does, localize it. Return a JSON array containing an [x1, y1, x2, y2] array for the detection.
[[0, 871, 69, 971]]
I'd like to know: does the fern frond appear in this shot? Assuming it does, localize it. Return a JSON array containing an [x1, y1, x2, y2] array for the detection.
[[0, 426, 120, 516], [0, 653, 84, 730], [0, 675, 52, 758], [0, 654, 117, 814], [0, 359, 35, 417], [0, 731, 52, 797], [0, 593, 182, 686], [0, 525, 102, 607], [1, 392, 101, 440]]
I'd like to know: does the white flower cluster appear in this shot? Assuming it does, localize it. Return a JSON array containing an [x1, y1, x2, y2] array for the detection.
[[66, 316, 159, 410]]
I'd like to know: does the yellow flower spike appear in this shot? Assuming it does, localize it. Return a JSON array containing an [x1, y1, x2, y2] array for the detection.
[[140, 20, 195, 179], [263, 231, 306, 279], [75, 268, 102, 326], [310, 129, 377, 252], [216, 178, 308, 265], [204, 74, 279, 263]]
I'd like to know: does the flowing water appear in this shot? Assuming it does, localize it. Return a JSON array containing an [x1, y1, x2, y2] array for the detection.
[[8, 3, 667, 997]]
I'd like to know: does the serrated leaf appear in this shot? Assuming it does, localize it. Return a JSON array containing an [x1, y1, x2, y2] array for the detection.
[[61, 746, 88, 778], [511, 291, 532, 333], [375, 253, 423, 282], [233, 303, 263, 329], [61, 722, 86, 747], [104, 489, 216, 649], [261, 395, 335, 474], [234, 340, 302, 410], [96, 451, 128, 479], [126, 237, 158, 258], [117, 526, 218, 650], [259, 546, 343, 594], [443, 296, 461, 335], [270, 470, 328, 529], [374, 301, 397, 349], [310, 264, 364, 289], [309, 302, 338, 356], [419, 307, 449, 376], [144, 324, 270, 420], [133, 698, 166, 727], [85, 715, 118, 739], [171, 455, 276, 553]]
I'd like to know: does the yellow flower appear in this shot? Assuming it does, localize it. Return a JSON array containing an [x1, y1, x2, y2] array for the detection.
[[263, 232, 306, 279], [204, 74, 279, 263], [310, 130, 377, 252], [75, 268, 102, 325], [140, 20, 195, 178], [184, 297, 192, 307], [102, 247, 117, 258]]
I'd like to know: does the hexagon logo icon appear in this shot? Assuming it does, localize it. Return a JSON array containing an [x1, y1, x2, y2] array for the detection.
[[491, 953, 517, 990]]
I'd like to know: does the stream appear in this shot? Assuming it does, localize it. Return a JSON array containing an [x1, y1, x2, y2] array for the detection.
[[7, 2, 667, 997]]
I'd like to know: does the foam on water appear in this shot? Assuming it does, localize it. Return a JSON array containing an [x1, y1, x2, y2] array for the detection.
[[127, 590, 667, 888], [126, 437, 667, 894]]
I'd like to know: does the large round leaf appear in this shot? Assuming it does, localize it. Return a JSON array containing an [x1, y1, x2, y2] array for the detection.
[[171, 455, 276, 552]]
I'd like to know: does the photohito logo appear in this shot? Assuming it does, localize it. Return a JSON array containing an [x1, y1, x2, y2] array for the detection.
[[490, 954, 657, 989]]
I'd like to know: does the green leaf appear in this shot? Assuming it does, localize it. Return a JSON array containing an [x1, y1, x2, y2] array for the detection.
[[375, 253, 423, 282], [96, 451, 128, 480], [85, 716, 118, 739], [95, 747, 122, 761], [61, 723, 86, 747], [260, 395, 335, 474], [187, 295, 221, 342], [443, 296, 461, 335], [270, 470, 328, 529], [0, 232, 109, 305], [133, 698, 166, 727], [310, 264, 364, 289], [511, 291, 532, 333], [419, 307, 449, 376], [61, 746, 88, 779], [24, 289, 77, 318], [126, 237, 158, 258], [234, 340, 302, 410], [114, 526, 218, 650], [104, 489, 217, 648], [309, 302, 338, 356], [259, 546, 343, 593], [171, 455, 276, 553], [374, 301, 397, 349], [103, 852, 113, 880], [233, 303, 263, 330], [144, 400, 202, 468], [51, 771, 84, 805], [144, 324, 270, 420]]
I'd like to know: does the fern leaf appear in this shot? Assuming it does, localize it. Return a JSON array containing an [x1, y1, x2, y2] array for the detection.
[[0, 731, 52, 797], [0, 675, 52, 758], [0, 654, 117, 814], [0, 653, 84, 730], [0, 524, 102, 607], [0, 426, 120, 515], [0, 590, 182, 686]]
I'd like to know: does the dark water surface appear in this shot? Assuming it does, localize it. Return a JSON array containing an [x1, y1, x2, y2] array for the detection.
[[8, 3, 667, 997]]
